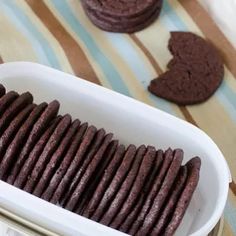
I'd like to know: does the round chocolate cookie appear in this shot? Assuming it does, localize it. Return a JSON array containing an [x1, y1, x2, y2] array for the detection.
[[84, 2, 162, 33], [148, 32, 224, 105], [83, 0, 162, 30], [99, 144, 145, 226], [0, 104, 35, 158], [7, 101, 59, 183], [0, 84, 6, 98], [0, 91, 18, 116], [0, 102, 48, 181], [50, 125, 97, 205], [163, 157, 201, 236], [84, 0, 157, 18], [91, 144, 136, 222], [137, 149, 183, 235], [110, 146, 156, 229], [13, 116, 62, 189], [32, 118, 79, 197], [64, 133, 113, 211], [76, 139, 118, 214], [6, 102, 48, 184], [150, 166, 187, 235], [0, 92, 33, 136], [41, 122, 88, 202], [24, 114, 71, 194], [120, 150, 164, 233], [82, 144, 126, 218], [129, 148, 173, 235], [61, 128, 106, 206], [14, 100, 60, 174]]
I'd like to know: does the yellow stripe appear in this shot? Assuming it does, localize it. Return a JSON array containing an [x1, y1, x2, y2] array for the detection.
[[15, 1, 73, 74], [222, 219, 235, 236], [135, 21, 172, 70], [0, 10, 38, 62], [44, 0, 111, 89]]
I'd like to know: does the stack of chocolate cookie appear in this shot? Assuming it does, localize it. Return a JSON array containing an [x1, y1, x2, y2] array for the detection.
[[81, 0, 163, 33], [0, 83, 201, 236]]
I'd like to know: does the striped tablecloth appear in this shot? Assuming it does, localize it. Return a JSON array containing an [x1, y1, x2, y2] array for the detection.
[[0, 0, 235, 235]]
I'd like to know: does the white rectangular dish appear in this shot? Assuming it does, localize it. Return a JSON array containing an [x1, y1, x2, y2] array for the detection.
[[0, 62, 231, 236]]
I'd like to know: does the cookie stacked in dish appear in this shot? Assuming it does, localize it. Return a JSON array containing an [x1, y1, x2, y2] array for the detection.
[[81, 0, 163, 33], [0, 83, 201, 236]]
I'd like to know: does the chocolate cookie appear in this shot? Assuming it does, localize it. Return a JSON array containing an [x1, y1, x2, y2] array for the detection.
[[0, 84, 6, 98], [91, 144, 136, 222], [87, 0, 160, 24], [121, 150, 164, 233], [110, 146, 156, 229], [0, 91, 18, 116], [163, 157, 201, 236], [61, 128, 106, 206], [99, 145, 145, 225], [0, 104, 35, 158], [50, 125, 97, 204], [14, 100, 59, 174], [150, 166, 187, 235], [33, 119, 80, 197], [13, 116, 62, 189], [0, 92, 33, 136], [84, 2, 162, 33], [148, 32, 224, 105], [83, 144, 126, 218], [64, 133, 113, 211], [83, 0, 162, 31], [7, 101, 59, 183], [84, 0, 157, 18], [129, 148, 173, 235], [6, 102, 48, 184], [0, 103, 49, 181], [76, 139, 118, 214], [137, 149, 183, 235], [41, 122, 88, 202], [24, 114, 71, 193]]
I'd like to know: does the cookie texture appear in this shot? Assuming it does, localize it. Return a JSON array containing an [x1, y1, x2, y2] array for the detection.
[[6, 102, 48, 184], [163, 157, 201, 236], [84, 0, 157, 17], [149, 32, 224, 105], [83, 144, 125, 218], [0, 84, 6, 98], [91, 145, 137, 222], [82, 0, 163, 33], [41, 122, 88, 201], [14, 116, 61, 189]]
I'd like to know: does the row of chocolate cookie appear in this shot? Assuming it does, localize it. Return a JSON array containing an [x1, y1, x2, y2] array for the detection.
[[0, 84, 201, 235], [81, 147, 201, 235], [81, 0, 163, 33]]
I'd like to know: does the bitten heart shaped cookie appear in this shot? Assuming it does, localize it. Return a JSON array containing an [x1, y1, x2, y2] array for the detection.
[[148, 32, 224, 105]]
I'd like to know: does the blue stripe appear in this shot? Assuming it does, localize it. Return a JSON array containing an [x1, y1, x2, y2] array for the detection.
[[217, 81, 236, 123], [160, 0, 188, 31], [51, 0, 131, 96], [2, 0, 61, 69], [224, 200, 236, 234]]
